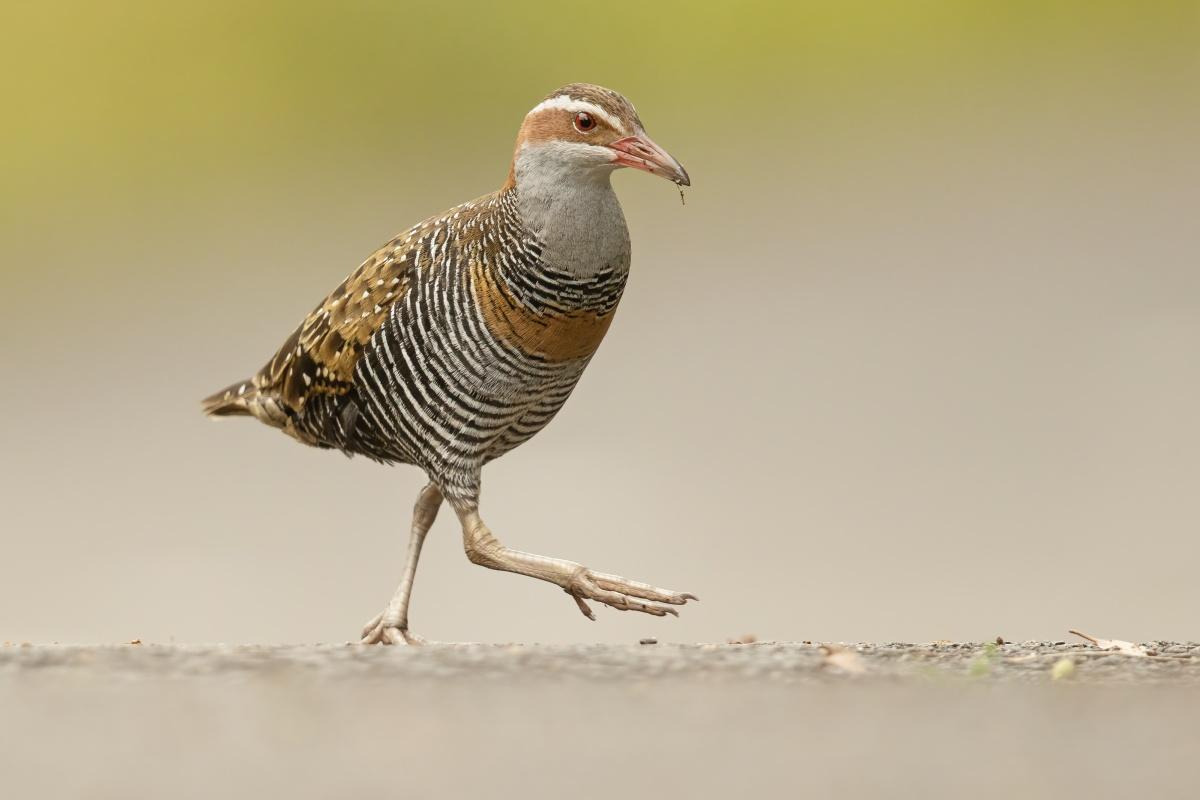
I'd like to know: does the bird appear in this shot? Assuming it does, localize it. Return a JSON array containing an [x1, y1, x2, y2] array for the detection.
[[202, 83, 695, 644]]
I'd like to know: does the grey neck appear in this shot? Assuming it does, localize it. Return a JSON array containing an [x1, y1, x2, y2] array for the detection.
[[512, 150, 631, 278]]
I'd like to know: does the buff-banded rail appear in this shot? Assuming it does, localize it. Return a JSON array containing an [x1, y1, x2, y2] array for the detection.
[[203, 83, 695, 644]]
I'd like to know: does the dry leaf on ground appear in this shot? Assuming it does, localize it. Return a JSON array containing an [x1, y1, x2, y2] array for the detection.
[[1068, 630, 1148, 657]]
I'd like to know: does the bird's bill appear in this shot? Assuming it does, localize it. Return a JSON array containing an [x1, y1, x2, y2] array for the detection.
[[607, 134, 690, 186]]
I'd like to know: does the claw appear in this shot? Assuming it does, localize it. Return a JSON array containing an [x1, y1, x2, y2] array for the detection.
[[568, 591, 596, 620]]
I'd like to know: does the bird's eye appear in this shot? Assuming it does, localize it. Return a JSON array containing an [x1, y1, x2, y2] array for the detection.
[[573, 112, 596, 133]]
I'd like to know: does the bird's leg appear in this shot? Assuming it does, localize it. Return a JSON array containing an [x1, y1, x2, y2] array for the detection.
[[361, 483, 442, 645], [453, 504, 697, 620]]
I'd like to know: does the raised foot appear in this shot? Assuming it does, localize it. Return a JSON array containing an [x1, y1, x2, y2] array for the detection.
[[360, 611, 428, 645], [565, 568, 698, 620]]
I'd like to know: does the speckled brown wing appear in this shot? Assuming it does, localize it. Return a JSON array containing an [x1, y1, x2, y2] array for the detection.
[[201, 194, 496, 433], [253, 234, 418, 414]]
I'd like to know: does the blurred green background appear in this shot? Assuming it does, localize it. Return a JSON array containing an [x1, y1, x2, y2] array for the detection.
[[1, 1, 1197, 644], [4, 1, 1193, 223]]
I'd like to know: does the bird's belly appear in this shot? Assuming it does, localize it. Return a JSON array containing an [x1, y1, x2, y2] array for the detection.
[[351, 303, 591, 470], [478, 368, 587, 462]]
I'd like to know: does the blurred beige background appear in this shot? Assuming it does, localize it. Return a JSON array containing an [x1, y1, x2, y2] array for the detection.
[[1, 1, 1196, 645]]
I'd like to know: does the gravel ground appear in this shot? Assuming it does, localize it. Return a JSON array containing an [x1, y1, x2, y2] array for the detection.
[[2, 639, 1199, 683], [3, 642, 1199, 799]]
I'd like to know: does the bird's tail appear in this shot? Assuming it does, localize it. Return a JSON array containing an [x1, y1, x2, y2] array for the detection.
[[201, 379, 256, 417], [202, 378, 294, 433]]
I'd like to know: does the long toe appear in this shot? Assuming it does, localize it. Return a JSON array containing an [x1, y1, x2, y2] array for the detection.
[[360, 611, 426, 645], [586, 570, 698, 606], [361, 624, 425, 645], [360, 619, 387, 644], [360, 612, 384, 639], [567, 569, 695, 618]]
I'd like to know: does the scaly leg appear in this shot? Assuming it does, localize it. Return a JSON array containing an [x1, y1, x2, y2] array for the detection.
[[453, 505, 697, 620], [361, 483, 442, 644]]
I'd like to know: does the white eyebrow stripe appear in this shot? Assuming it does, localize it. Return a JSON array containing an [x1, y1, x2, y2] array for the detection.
[[526, 96, 627, 134]]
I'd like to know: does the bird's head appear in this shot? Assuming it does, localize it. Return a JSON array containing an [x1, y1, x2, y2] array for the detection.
[[506, 83, 690, 191]]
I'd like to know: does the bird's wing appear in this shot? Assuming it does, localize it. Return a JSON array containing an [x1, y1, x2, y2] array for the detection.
[[253, 232, 421, 412], [252, 193, 496, 413]]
